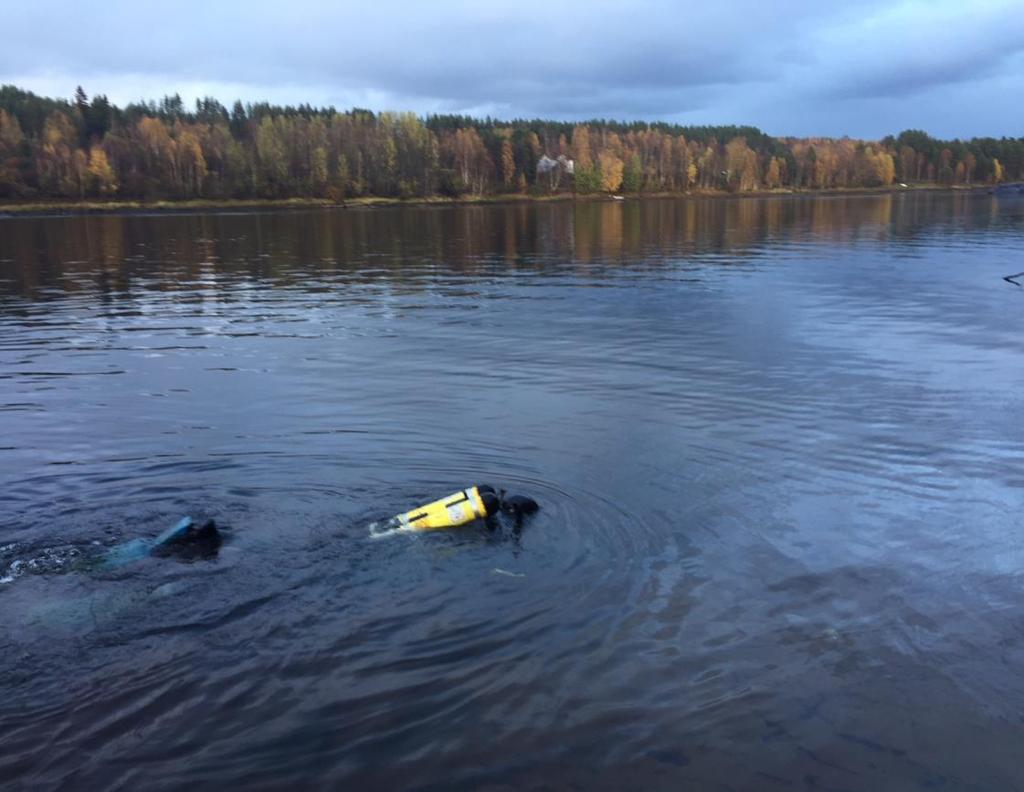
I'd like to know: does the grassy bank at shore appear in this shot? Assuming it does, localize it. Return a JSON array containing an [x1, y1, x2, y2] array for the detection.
[[0, 184, 988, 217]]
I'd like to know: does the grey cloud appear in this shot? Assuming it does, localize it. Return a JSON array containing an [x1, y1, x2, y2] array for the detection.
[[2, 0, 1022, 137], [816, 11, 1024, 101]]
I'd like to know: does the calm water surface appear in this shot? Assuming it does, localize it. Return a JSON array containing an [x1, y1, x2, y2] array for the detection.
[[2, 194, 1024, 790]]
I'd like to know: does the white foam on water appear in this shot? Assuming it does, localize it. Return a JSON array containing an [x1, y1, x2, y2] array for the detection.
[[493, 568, 525, 578], [367, 524, 413, 540]]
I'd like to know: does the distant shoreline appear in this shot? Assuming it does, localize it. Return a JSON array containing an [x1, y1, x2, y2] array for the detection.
[[0, 184, 990, 218]]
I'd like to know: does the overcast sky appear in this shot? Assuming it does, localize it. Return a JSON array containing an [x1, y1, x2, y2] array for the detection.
[[3, 0, 1023, 139]]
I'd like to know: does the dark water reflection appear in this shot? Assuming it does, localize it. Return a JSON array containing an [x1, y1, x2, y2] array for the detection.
[[3, 193, 1024, 790]]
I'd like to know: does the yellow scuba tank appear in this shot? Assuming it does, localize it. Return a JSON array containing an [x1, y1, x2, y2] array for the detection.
[[370, 485, 500, 536]]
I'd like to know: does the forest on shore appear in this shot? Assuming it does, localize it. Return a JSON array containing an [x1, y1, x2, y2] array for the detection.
[[1, 85, 1021, 203]]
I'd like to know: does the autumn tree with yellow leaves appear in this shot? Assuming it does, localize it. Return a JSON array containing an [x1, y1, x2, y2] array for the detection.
[[1, 85, 1021, 202]]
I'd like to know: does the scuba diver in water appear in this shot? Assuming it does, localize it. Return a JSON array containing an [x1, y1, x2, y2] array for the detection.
[[1, 485, 535, 584], [100, 484, 532, 566]]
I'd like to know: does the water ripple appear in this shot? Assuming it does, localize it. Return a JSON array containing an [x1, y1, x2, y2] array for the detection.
[[3, 195, 1024, 789]]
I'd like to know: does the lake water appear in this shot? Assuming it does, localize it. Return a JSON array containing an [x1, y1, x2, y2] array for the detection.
[[2, 194, 1024, 790]]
